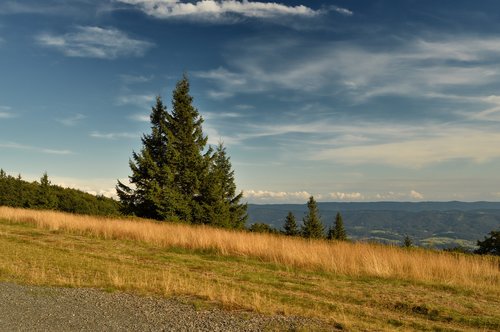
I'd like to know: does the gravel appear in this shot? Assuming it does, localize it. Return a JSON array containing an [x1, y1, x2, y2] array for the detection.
[[0, 283, 332, 331]]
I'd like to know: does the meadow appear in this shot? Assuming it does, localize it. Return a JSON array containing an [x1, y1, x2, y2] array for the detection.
[[0, 206, 499, 331]]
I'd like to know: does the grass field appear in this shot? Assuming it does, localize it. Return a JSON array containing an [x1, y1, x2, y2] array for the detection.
[[0, 206, 499, 331]]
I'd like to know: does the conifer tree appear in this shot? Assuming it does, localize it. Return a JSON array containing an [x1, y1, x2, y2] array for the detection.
[[117, 96, 181, 220], [402, 234, 413, 248], [328, 212, 347, 241], [117, 75, 245, 227], [36, 172, 57, 209], [167, 75, 208, 222], [302, 196, 324, 238], [199, 142, 247, 228], [283, 211, 299, 236]]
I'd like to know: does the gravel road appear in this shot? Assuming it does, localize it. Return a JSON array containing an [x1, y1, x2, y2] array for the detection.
[[0, 283, 332, 331]]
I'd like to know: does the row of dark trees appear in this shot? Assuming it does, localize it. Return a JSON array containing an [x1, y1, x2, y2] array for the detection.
[[282, 196, 347, 240], [255, 196, 348, 240], [116, 76, 247, 228], [0, 170, 120, 216]]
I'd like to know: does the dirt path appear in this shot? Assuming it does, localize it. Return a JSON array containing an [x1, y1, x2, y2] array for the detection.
[[0, 283, 331, 331]]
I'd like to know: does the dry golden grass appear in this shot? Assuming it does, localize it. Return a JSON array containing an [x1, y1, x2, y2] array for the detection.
[[1, 206, 498, 291]]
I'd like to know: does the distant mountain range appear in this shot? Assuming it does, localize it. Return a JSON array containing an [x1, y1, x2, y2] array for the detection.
[[247, 202, 500, 249]]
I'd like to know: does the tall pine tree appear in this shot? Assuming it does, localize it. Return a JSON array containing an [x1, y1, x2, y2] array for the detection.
[[302, 196, 324, 238]]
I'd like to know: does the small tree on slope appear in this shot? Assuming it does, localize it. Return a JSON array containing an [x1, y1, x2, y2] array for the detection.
[[302, 196, 324, 239], [283, 211, 299, 236], [475, 230, 500, 256], [327, 212, 347, 241]]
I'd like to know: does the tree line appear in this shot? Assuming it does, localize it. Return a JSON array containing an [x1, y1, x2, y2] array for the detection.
[[0, 170, 120, 216], [251, 196, 348, 241]]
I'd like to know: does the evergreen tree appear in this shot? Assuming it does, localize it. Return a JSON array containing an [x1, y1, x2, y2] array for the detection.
[[302, 196, 324, 238], [199, 142, 247, 228], [283, 211, 299, 236], [117, 96, 181, 220], [36, 172, 57, 209], [328, 212, 347, 241], [402, 234, 413, 248], [475, 230, 499, 256], [117, 75, 244, 227], [167, 75, 208, 222]]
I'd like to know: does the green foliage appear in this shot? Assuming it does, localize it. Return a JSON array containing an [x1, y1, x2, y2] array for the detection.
[[117, 76, 246, 228], [302, 196, 324, 239], [0, 169, 120, 216], [328, 212, 347, 241], [475, 230, 500, 256], [199, 142, 247, 228], [402, 234, 413, 248], [283, 211, 299, 236], [248, 222, 278, 234], [117, 95, 182, 220]]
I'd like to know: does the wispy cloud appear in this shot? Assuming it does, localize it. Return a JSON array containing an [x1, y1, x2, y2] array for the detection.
[[196, 36, 500, 113], [56, 113, 86, 126], [0, 141, 72, 155], [90, 131, 139, 139], [119, 74, 154, 84], [116, 93, 156, 108], [0, 106, 15, 119], [116, 0, 321, 22], [312, 126, 500, 168], [36, 26, 154, 59], [128, 113, 150, 122], [331, 5, 353, 16]]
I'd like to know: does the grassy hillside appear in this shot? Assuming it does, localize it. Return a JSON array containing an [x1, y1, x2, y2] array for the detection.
[[0, 207, 499, 331]]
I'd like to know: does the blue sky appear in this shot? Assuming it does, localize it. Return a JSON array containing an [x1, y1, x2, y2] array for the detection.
[[1, 0, 500, 203]]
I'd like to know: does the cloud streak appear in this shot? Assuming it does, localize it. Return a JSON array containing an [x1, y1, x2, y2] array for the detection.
[[0, 106, 16, 119], [56, 113, 86, 126], [90, 131, 139, 139], [116, 0, 321, 22], [36, 26, 154, 59], [0, 141, 72, 155]]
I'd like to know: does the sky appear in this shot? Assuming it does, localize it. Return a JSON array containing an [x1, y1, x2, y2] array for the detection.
[[1, 0, 500, 203]]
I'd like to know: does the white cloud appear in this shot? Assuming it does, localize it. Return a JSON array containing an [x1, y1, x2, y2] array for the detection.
[[410, 190, 424, 200], [56, 113, 86, 126], [331, 5, 353, 16], [0, 141, 72, 155], [374, 191, 424, 201], [36, 26, 154, 59], [327, 192, 363, 201], [117, 0, 320, 21], [244, 189, 311, 203], [90, 131, 139, 140]]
